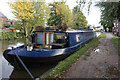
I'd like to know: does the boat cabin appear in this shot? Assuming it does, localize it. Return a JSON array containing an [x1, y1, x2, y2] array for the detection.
[[32, 31, 68, 49], [32, 30, 95, 50]]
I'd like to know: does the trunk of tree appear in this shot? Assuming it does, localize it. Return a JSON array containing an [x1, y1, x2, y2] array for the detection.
[[22, 19, 27, 38]]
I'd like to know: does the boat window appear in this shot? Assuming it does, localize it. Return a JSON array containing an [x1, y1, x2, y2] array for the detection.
[[45, 33, 49, 44], [50, 33, 53, 44], [76, 34, 80, 42], [37, 34, 43, 44], [54, 34, 65, 43]]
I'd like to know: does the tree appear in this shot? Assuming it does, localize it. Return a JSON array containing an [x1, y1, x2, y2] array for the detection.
[[32, 1, 50, 27], [25, 0, 50, 37], [96, 2, 120, 32], [56, 2, 73, 26], [10, 0, 50, 38], [47, 1, 73, 27], [4, 23, 13, 28], [72, 5, 87, 29], [76, 0, 92, 14], [76, 0, 120, 32], [10, 1, 35, 38], [13, 20, 24, 31], [47, 2, 61, 26]]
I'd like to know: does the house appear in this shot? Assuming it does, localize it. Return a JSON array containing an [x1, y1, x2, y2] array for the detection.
[[9, 27, 16, 32], [0, 12, 7, 26], [6, 20, 11, 24], [2, 27, 16, 32]]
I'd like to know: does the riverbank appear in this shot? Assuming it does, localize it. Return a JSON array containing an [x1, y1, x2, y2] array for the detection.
[[0, 32, 24, 40], [43, 33, 107, 79]]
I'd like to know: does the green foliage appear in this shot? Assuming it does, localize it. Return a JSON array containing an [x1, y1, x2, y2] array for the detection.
[[0, 24, 3, 29], [47, 2, 61, 26], [13, 21, 22, 30], [25, 0, 50, 38], [31, 0, 50, 27], [4, 23, 13, 28], [76, 1, 120, 32], [0, 32, 23, 40], [111, 36, 120, 56], [98, 33, 106, 38], [47, 1, 73, 27], [10, 0, 50, 38], [13, 21, 25, 36], [96, 2, 120, 32], [72, 5, 87, 29]]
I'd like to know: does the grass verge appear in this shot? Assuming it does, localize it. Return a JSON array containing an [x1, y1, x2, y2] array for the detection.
[[98, 33, 107, 38], [111, 36, 120, 56], [43, 33, 106, 79]]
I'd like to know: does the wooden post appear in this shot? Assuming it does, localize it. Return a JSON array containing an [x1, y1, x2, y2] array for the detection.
[[22, 19, 27, 38]]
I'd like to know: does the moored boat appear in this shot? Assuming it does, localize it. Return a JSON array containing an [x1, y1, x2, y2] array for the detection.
[[3, 29, 96, 67]]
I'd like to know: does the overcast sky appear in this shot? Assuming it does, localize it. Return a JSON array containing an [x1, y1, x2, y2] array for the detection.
[[0, 0, 101, 26]]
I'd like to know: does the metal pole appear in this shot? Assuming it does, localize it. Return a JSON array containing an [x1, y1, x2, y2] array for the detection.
[[13, 51, 35, 80]]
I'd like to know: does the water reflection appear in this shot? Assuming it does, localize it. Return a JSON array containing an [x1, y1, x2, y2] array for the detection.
[[10, 63, 58, 79], [1, 39, 58, 79], [8, 43, 24, 49], [2, 56, 14, 78], [1, 39, 25, 79]]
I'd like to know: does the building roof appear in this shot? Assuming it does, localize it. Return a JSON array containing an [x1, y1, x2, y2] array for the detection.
[[0, 12, 6, 18]]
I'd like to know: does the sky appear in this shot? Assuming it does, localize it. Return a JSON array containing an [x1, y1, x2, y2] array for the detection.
[[0, 0, 101, 26]]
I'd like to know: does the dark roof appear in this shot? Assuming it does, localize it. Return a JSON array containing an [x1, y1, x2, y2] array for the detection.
[[0, 12, 6, 18], [33, 30, 66, 33]]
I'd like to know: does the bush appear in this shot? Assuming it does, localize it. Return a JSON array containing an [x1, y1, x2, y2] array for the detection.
[[0, 32, 23, 40], [4, 23, 13, 28]]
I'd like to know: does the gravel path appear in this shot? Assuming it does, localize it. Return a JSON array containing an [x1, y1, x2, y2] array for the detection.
[[63, 33, 119, 78]]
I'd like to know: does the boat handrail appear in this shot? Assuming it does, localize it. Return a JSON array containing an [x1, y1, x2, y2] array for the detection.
[[50, 43, 66, 47]]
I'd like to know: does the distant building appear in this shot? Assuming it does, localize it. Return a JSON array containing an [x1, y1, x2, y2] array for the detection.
[[0, 12, 7, 26], [6, 20, 11, 24], [94, 26, 104, 31], [1, 27, 16, 32], [0, 12, 16, 26]]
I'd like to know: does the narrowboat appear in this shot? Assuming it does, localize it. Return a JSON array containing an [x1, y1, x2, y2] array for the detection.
[[3, 30, 96, 66]]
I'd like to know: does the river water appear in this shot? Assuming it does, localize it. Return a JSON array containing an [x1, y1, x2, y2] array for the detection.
[[0, 32, 101, 79]]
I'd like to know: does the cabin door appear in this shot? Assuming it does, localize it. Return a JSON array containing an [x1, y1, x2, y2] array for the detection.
[[44, 32, 54, 49]]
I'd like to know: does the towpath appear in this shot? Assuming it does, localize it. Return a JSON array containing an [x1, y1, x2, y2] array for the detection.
[[62, 33, 119, 78]]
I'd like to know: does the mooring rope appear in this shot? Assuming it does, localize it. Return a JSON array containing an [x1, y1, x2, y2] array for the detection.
[[13, 50, 35, 80]]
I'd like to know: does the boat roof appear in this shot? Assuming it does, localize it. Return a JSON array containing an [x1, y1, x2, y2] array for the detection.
[[33, 30, 66, 33], [33, 30, 94, 34]]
